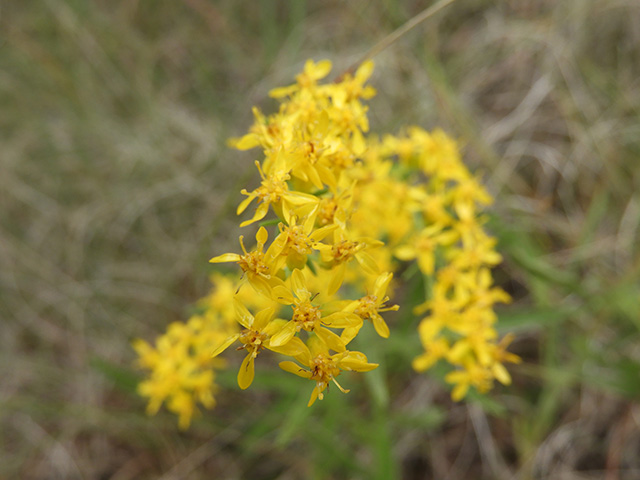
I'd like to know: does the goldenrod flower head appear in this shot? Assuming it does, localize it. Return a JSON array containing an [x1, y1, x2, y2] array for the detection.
[[211, 299, 304, 389], [344, 272, 399, 338], [133, 304, 236, 429], [270, 268, 362, 351], [209, 226, 277, 297], [265, 216, 337, 272], [316, 230, 382, 295], [279, 335, 378, 407], [136, 57, 519, 424], [269, 59, 333, 99], [445, 360, 493, 401], [395, 225, 459, 275]]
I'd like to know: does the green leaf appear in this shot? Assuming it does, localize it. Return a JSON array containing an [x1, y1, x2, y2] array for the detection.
[[496, 305, 577, 332], [90, 357, 141, 395]]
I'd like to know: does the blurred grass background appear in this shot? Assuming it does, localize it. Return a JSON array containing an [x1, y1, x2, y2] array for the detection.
[[2, 0, 640, 479]]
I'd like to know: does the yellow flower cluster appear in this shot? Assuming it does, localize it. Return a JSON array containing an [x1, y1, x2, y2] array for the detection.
[[134, 59, 519, 428], [132, 274, 274, 428]]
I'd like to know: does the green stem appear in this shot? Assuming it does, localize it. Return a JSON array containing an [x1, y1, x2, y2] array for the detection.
[[361, 326, 399, 480]]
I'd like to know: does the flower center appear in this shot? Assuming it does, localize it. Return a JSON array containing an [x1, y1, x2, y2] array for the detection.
[[354, 295, 378, 319], [317, 198, 338, 226], [303, 141, 320, 162], [292, 301, 321, 331], [331, 240, 360, 264], [287, 225, 313, 255], [257, 174, 288, 205], [308, 353, 349, 400], [238, 251, 270, 277], [238, 328, 268, 358]]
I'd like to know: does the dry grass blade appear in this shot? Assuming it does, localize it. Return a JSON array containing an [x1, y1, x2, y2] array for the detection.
[[341, 0, 456, 77]]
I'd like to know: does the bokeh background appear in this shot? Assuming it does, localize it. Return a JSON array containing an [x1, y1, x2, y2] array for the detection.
[[2, 1, 640, 479]]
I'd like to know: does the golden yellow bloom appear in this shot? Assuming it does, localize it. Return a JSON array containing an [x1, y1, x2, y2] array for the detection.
[[412, 334, 450, 372], [270, 269, 362, 351], [488, 334, 522, 385], [133, 310, 235, 429], [209, 226, 277, 297], [449, 176, 493, 221], [394, 225, 459, 275], [344, 272, 399, 338], [286, 110, 343, 191], [445, 361, 493, 401], [236, 162, 319, 227], [315, 184, 354, 229], [137, 57, 519, 419], [228, 107, 285, 152], [211, 299, 305, 389], [269, 59, 333, 99], [316, 229, 383, 295], [279, 335, 378, 406], [265, 215, 337, 272], [446, 235, 503, 270], [330, 60, 376, 107]]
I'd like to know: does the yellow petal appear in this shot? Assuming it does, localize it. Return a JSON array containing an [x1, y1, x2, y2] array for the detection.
[[322, 311, 362, 328], [287, 191, 320, 206], [356, 251, 379, 275], [394, 245, 416, 261], [316, 110, 329, 136], [262, 318, 288, 336], [332, 88, 347, 109], [438, 230, 459, 246], [229, 133, 260, 151], [256, 226, 268, 246], [372, 314, 390, 338], [340, 325, 361, 345], [269, 321, 297, 347], [450, 382, 469, 402], [240, 202, 269, 228], [352, 129, 366, 156], [309, 59, 332, 79], [339, 354, 378, 372], [315, 326, 346, 352], [253, 306, 275, 330], [248, 275, 273, 298], [209, 253, 241, 263], [307, 386, 320, 407], [412, 353, 436, 372], [316, 162, 337, 192], [340, 300, 360, 315], [417, 253, 435, 275], [269, 85, 297, 98], [212, 334, 240, 357], [305, 164, 324, 191], [290, 269, 308, 301], [309, 223, 338, 242], [237, 194, 256, 215], [492, 362, 512, 385], [265, 231, 287, 262], [374, 272, 393, 297], [307, 335, 329, 357], [272, 285, 295, 304], [447, 340, 469, 364], [355, 60, 374, 82], [286, 250, 307, 271], [237, 354, 255, 390], [279, 361, 311, 378], [233, 298, 254, 328], [269, 336, 308, 357], [327, 263, 346, 296]]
